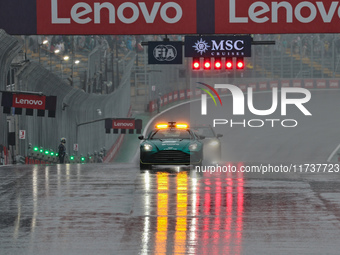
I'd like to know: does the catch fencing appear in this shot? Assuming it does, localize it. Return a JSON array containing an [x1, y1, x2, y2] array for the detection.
[[5, 50, 135, 161], [0, 30, 23, 163]]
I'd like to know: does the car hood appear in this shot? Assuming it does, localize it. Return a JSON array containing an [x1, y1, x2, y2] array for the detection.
[[149, 139, 192, 150]]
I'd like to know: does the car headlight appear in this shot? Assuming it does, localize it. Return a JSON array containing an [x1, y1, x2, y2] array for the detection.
[[189, 143, 198, 151], [209, 140, 219, 146], [142, 143, 153, 151]]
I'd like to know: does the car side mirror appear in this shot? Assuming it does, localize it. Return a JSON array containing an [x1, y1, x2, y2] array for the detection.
[[138, 135, 144, 140], [217, 134, 223, 138]]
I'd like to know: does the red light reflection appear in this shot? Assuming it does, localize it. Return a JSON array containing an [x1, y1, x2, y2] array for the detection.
[[143, 162, 245, 254]]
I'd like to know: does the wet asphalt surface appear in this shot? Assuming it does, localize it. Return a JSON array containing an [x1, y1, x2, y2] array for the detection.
[[2, 90, 340, 254], [1, 163, 340, 255]]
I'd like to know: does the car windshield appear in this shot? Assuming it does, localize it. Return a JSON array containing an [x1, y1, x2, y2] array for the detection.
[[192, 127, 215, 137], [150, 129, 193, 140]]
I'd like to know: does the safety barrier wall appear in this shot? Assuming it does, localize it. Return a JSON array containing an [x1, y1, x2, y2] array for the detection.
[[0, 30, 23, 154], [14, 53, 135, 159], [0, 145, 9, 165], [148, 79, 340, 113]]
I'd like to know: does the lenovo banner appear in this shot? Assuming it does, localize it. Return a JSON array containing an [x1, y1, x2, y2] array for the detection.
[[36, 0, 196, 34], [215, 0, 340, 34], [105, 118, 142, 134], [12, 94, 46, 110], [2, 0, 340, 34], [1, 92, 57, 117], [112, 119, 135, 129]]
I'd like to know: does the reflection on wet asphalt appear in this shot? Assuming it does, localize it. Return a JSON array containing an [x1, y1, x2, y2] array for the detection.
[[1, 163, 340, 254]]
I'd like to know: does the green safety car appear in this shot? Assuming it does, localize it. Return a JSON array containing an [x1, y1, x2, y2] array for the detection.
[[139, 122, 204, 169]]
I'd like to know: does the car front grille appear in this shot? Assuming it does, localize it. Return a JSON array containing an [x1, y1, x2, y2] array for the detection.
[[153, 150, 190, 163]]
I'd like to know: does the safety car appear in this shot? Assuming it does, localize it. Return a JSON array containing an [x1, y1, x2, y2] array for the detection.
[[139, 122, 204, 169]]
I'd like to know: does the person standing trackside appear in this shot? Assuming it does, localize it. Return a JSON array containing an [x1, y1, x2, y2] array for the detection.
[[157, 93, 162, 113], [58, 138, 66, 164]]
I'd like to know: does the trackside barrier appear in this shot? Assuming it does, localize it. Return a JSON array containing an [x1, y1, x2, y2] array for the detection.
[[330, 80, 339, 88], [270, 81, 279, 88], [179, 90, 185, 100], [0, 145, 9, 165], [305, 80, 314, 89], [282, 80, 290, 87], [195, 89, 201, 98], [163, 95, 168, 106], [239, 84, 247, 91], [249, 83, 257, 91], [317, 80, 326, 89], [147, 79, 340, 113], [187, 89, 193, 99], [173, 91, 178, 101], [168, 92, 173, 104], [259, 82, 267, 90], [293, 80, 302, 87]]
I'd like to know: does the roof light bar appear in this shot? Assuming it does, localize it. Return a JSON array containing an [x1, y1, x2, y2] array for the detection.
[[156, 124, 168, 129], [176, 124, 188, 129]]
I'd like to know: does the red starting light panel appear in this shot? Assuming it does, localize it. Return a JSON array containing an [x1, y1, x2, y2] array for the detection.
[[214, 57, 222, 70], [236, 57, 244, 69], [226, 57, 233, 70], [191, 57, 245, 70], [203, 57, 211, 70], [192, 57, 200, 70]]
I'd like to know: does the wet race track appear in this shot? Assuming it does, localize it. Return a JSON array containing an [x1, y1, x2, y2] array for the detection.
[[2, 90, 340, 254]]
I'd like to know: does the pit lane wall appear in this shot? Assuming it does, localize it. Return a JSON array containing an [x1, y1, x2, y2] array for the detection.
[[148, 79, 340, 112], [0, 31, 135, 164]]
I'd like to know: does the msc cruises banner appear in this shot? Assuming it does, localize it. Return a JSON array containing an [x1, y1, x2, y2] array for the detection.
[[2, 0, 340, 34], [185, 36, 252, 58]]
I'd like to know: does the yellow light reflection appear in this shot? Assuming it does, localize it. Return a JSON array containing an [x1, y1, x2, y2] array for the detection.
[[155, 172, 169, 255], [174, 171, 188, 254], [157, 172, 168, 191]]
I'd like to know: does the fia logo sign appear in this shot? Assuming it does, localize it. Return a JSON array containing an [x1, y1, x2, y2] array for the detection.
[[148, 41, 182, 64], [153, 45, 177, 62]]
